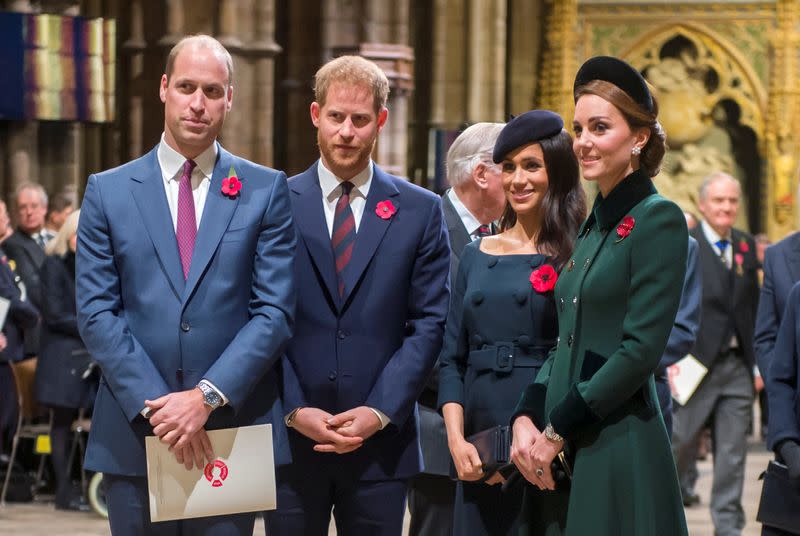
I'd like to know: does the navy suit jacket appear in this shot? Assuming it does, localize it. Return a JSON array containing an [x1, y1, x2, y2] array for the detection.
[[766, 280, 800, 451], [657, 236, 701, 377], [77, 144, 296, 476], [755, 231, 800, 380], [282, 162, 450, 481], [690, 225, 759, 370]]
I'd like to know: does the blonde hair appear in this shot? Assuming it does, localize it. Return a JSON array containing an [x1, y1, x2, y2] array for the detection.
[[313, 56, 390, 113], [46, 209, 80, 257]]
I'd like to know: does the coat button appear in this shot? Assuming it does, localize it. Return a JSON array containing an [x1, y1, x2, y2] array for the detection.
[[337, 330, 347, 340], [181, 321, 190, 332], [572, 297, 577, 307], [568, 334, 574, 347], [328, 371, 337, 381], [559, 298, 565, 312], [487, 257, 498, 268], [176, 368, 183, 381]]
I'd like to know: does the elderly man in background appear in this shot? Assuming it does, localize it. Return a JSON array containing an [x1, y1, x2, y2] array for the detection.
[[672, 172, 759, 536], [4, 182, 50, 359], [408, 122, 505, 536]]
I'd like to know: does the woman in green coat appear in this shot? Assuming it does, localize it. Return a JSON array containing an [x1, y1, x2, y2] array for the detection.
[[510, 56, 689, 535]]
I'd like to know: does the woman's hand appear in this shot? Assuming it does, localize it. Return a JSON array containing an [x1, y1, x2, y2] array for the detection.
[[528, 432, 563, 491], [511, 415, 541, 485], [484, 472, 506, 486], [449, 437, 484, 481]]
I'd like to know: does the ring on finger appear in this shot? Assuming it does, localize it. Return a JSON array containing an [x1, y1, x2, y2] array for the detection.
[[535, 467, 544, 477]]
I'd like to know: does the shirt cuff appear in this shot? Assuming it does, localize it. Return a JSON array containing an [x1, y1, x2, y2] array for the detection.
[[369, 408, 390, 430], [200, 379, 229, 406]]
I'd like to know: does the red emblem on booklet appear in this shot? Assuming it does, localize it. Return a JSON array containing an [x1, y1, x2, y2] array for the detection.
[[615, 215, 635, 243], [530, 264, 558, 293], [375, 200, 396, 220], [204, 459, 229, 488]]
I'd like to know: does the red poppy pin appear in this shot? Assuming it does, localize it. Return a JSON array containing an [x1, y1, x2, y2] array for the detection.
[[375, 200, 396, 220], [615, 215, 635, 243], [530, 264, 558, 293], [221, 166, 242, 198], [738, 240, 749, 253]]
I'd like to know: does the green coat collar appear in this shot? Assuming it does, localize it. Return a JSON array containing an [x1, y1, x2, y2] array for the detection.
[[579, 169, 657, 235]]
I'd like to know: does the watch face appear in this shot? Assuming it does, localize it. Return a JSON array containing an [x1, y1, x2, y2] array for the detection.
[[205, 390, 221, 407]]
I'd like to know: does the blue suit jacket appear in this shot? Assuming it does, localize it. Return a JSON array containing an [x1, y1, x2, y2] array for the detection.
[[282, 162, 450, 481], [77, 144, 296, 476], [657, 236, 702, 377], [755, 231, 800, 380], [766, 280, 800, 451]]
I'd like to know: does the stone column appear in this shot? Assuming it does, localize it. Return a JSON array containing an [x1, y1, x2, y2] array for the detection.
[[466, 0, 506, 123], [430, 0, 465, 129], [122, 0, 146, 161], [508, 0, 543, 114], [537, 0, 578, 121], [765, 0, 800, 239], [250, 0, 282, 166]]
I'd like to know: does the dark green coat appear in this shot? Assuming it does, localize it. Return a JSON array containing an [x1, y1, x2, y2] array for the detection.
[[515, 170, 689, 536]]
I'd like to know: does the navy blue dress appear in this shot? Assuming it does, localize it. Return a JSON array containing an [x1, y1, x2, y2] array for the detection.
[[438, 240, 558, 536]]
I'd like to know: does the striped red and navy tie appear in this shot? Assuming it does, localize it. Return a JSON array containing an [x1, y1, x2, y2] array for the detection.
[[332, 181, 356, 297]]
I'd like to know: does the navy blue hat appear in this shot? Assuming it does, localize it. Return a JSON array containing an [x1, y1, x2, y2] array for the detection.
[[492, 110, 564, 163], [573, 56, 654, 114]]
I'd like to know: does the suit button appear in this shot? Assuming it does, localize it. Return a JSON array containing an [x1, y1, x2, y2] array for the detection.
[[176, 368, 184, 381], [337, 330, 347, 340], [181, 321, 190, 332], [328, 372, 337, 381]]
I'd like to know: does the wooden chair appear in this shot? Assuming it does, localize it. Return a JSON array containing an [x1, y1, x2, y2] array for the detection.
[[0, 358, 51, 506]]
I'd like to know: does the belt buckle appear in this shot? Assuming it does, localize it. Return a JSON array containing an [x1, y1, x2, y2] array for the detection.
[[495, 344, 515, 373]]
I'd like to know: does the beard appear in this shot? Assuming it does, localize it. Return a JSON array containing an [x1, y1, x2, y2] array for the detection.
[[317, 132, 375, 180]]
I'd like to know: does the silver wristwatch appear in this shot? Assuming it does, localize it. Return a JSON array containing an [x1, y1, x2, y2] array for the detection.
[[197, 380, 223, 410], [544, 423, 564, 443]]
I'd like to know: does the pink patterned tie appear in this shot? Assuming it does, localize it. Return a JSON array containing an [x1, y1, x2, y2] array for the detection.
[[176, 159, 197, 279]]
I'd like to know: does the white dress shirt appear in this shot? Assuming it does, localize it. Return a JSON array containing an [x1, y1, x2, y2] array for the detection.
[[157, 134, 217, 232], [317, 159, 373, 237], [701, 220, 732, 268]]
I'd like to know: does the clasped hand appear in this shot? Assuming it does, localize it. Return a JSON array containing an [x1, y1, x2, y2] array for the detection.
[[291, 406, 382, 454], [510, 416, 561, 491], [146, 388, 215, 470]]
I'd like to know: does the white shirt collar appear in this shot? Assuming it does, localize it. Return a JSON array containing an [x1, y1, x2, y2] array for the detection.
[[701, 220, 730, 246], [317, 159, 373, 200], [447, 189, 483, 236], [157, 133, 218, 182]]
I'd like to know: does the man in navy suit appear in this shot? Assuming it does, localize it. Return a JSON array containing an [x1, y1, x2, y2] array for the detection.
[[755, 230, 800, 380], [265, 56, 450, 536], [409, 122, 505, 536], [76, 35, 295, 535]]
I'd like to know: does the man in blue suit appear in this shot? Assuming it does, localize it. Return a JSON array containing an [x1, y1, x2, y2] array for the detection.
[[264, 56, 450, 536], [76, 35, 295, 535], [755, 231, 800, 380]]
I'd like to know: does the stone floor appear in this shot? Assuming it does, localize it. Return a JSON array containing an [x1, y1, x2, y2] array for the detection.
[[0, 439, 772, 535]]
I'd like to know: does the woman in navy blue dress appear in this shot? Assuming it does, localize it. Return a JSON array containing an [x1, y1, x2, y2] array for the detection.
[[438, 110, 586, 535]]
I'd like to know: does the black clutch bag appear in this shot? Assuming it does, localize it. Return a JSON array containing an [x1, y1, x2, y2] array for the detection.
[[456, 425, 573, 489], [756, 461, 800, 534]]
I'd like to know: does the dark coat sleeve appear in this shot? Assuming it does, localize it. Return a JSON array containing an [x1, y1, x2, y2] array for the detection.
[[658, 236, 702, 372], [755, 245, 780, 378], [766, 281, 800, 451]]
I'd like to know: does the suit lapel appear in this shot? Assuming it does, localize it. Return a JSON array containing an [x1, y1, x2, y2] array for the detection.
[[441, 191, 471, 260], [785, 233, 800, 284], [691, 227, 730, 301], [130, 148, 185, 299], [183, 146, 239, 303], [341, 166, 399, 304], [290, 165, 340, 306]]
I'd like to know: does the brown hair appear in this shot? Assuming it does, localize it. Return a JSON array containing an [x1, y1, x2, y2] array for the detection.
[[314, 56, 390, 114], [575, 79, 666, 177], [498, 130, 587, 270]]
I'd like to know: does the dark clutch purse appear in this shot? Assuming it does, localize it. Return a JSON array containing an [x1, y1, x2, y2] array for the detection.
[[456, 425, 572, 490], [756, 461, 800, 534]]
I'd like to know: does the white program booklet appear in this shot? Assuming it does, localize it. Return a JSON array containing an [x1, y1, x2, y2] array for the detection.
[[667, 354, 708, 406], [0, 296, 10, 329], [145, 423, 276, 522]]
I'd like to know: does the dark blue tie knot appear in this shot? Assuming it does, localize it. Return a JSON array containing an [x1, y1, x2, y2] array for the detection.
[[715, 239, 729, 253], [340, 181, 354, 196]]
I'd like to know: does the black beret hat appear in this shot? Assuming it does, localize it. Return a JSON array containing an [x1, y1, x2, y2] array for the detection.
[[573, 56, 654, 113], [492, 110, 564, 163]]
